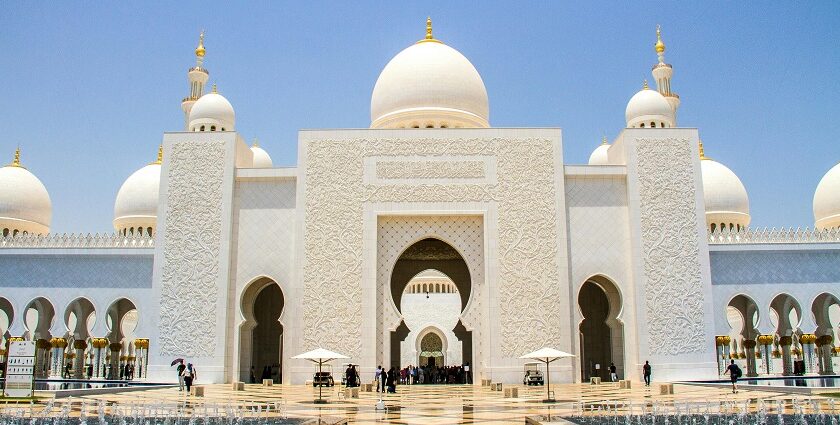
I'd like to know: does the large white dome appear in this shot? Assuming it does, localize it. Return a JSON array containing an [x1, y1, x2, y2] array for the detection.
[[0, 151, 51, 236], [625, 84, 675, 129], [814, 162, 840, 230], [700, 153, 750, 231], [371, 21, 489, 129], [188, 88, 235, 132], [114, 152, 161, 236], [250, 145, 273, 168]]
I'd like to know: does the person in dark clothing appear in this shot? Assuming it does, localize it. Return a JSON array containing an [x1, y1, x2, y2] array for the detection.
[[176, 361, 186, 391], [386, 367, 397, 393], [86, 363, 93, 379], [725, 360, 741, 393], [261, 366, 271, 381], [250, 366, 256, 384], [642, 361, 652, 386], [609, 363, 617, 382], [184, 363, 197, 392]]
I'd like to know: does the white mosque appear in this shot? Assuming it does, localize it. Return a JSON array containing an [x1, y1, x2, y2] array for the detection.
[[1, 21, 839, 385]]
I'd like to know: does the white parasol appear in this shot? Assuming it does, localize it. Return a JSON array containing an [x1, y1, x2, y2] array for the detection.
[[520, 347, 575, 402], [292, 348, 349, 403]]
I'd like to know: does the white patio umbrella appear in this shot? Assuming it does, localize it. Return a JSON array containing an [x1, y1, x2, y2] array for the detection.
[[520, 347, 575, 403], [292, 348, 349, 403]]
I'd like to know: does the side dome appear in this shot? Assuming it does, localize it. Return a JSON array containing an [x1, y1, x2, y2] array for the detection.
[[188, 86, 235, 132], [114, 147, 162, 236], [588, 138, 611, 165], [0, 149, 51, 236], [814, 162, 840, 230], [700, 146, 750, 231], [370, 19, 489, 129], [625, 82, 675, 128], [250, 143, 273, 168]]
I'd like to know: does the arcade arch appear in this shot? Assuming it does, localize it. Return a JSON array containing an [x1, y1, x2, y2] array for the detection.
[[105, 298, 138, 379], [239, 277, 285, 383], [770, 293, 802, 375], [64, 297, 96, 379], [577, 275, 624, 381], [812, 293, 840, 374], [726, 294, 760, 375], [387, 238, 473, 370], [0, 297, 12, 342]]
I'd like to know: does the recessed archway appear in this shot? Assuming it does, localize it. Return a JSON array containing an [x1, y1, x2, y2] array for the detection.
[[578, 275, 624, 382], [0, 297, 13, 343], [239, 277, 285, 383], [388, 238, 473, 370]]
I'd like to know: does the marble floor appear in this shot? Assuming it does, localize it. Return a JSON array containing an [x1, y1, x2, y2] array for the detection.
[[13, 382, 840, 424]]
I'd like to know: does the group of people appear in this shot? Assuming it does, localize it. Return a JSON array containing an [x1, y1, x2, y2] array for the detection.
[[369, 363, 472, 393], [60, 361, 137, 380], [175, 360, 198, 392], [250, 365, 280, 384]]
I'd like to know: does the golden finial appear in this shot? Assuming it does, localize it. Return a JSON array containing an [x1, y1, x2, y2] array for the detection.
[[643, 79, 649, 90], [212, 83, 218, 94], [601, 136, 608, 145], [699, 140, 710, 160], [418, 16, 442, 44], [252, 138, 259, 148], [153, 144, 163, 165], [195, 30, 206, 58], [655, 25, 665, 55], [8, 146, 22, 168]]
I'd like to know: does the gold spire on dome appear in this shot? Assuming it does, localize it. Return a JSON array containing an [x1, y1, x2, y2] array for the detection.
[[212, 83, 218, 94], [601, 136, 608, 145], [655, 25, 665, 54], [195, 30, 206, 58], [417, 17, 442, 44], [152, 145, 163, 165], [7, 147, 23, 168], [643, 80, 649, 90], [252, 138, 259, 148]]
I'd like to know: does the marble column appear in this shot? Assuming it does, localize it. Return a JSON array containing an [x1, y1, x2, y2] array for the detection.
[[743, 339, 758, 377], [817, 335, 834, 375], [73, 340, 87, 379], [757, 335, 774, 376], [91, 338, 109, 379], [715, 336, 731, 375], [779, 336, 793, 375], [134, 339, 149, 379], [109, 343, 122, 380], [34, 339, 51, 378], [49, 338, 68, 378], [800, 334, 817, 374]]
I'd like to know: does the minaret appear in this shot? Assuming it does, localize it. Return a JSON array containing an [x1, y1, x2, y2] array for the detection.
[[651, 25, 680, 122], [181, 31, 210, 130]]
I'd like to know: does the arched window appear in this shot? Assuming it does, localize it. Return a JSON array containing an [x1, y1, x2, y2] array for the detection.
[[12, 229, 18, 236], [2, 228, 8, 237], [413, 125, 420, 129], [221, 128, 225, 131], [210, 125, 216, 131], [200, 125, 205, 131], [710, 223, 717, 232], [640, 123, 645, 128], [651, 122, 656, 128], [147, 227, 153, 236]]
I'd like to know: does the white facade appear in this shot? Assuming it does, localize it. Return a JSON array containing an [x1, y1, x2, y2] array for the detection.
[[1, 23, 840, 386]]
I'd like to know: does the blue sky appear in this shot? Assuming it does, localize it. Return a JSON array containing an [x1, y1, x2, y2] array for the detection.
[[1, 2, 838, 233]]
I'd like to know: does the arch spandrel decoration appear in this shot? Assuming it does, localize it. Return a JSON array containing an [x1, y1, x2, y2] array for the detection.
[[376, 216, 484, 366]]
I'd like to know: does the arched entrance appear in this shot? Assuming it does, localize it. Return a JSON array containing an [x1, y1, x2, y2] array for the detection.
[[388, 238, 473, 370], [105, 298, 138, 380], [239, 278, 284, 383], [770, 293, 802, 375], [578, 276, 624, 382], [418, 329, 445, 367], [727, 294, 760, 376], [811, 293, 840, 374]]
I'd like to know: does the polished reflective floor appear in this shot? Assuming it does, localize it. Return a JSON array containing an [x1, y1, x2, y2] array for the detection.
[[12, 382, 840, 424]]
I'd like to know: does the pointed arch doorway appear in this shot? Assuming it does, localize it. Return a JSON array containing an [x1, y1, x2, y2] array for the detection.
[[239, 278, 285, 383], [578, 276, 624, 382]]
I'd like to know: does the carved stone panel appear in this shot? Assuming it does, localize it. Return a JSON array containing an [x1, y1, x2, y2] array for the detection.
[[635, 138, 706, 355], [158, 141, 226, 356]]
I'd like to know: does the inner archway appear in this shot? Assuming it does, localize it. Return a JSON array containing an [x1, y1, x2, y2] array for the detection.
[[239, 278, 284, 383], [389, 238, 473, 370], [418, 329, 445, 367], [578, 276, 624, 382]]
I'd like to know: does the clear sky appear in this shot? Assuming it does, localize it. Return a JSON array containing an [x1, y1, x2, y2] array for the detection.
[[1, 2, 838, 233]]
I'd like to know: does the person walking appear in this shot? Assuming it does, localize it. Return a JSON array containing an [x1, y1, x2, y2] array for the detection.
[[386, 367, 396, 393], [176, 360, 186, 391], [609, 363, 617, 382], [184, 363, 197, 393], [725, 360, 741, 393], [375, 365, 383, 392], [643, 361, 652, 386]]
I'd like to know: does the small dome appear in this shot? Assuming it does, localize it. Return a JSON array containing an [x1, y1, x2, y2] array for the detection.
[[250, 145, 273, 168], [701, 156, 750, 231], [814, 162, 840, 230], [0, 150, 51, 236], [588, 140, 611, 165], [371, 21, 489, 129], [625, 84, 675, 128], [188, 87, 235, 132], [114, 154, 161, 236]]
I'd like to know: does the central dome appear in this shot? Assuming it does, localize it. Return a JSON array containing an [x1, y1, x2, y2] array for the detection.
[[370, 20, 489, 129]]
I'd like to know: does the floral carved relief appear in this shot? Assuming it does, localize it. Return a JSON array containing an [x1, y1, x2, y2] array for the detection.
[[636, 138, 706, 355], [376, 160, 485, 180], [158, 140, 225, 356]]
